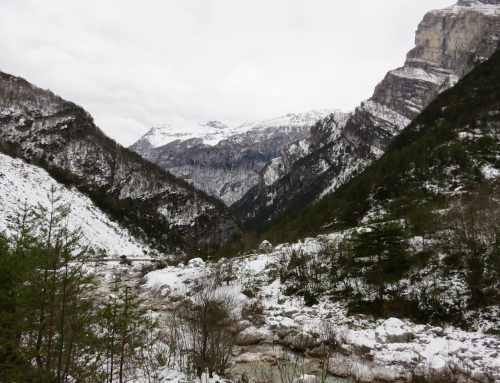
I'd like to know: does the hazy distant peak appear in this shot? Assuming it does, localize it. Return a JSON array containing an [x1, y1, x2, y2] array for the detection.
[[204, 121, 228, 129]]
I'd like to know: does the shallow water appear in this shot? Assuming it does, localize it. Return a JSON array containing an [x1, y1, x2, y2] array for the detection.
[[228, 344, 353, 383], [158, 311, 353, 383]]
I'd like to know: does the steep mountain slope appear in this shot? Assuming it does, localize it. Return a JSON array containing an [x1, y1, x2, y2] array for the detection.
[[264, 39, 500, 243], [0, 153, 154, 257], [233, 0, 500, 230], [0, 72, 240, 248], [130, 110, 337, 205]]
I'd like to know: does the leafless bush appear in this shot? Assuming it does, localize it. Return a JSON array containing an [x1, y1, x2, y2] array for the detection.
[[253, 347, 312, 383], [169, 282, 241, 378]]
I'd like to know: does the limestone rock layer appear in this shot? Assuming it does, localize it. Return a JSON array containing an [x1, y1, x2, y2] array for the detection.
[[233, 0, 500, 228]]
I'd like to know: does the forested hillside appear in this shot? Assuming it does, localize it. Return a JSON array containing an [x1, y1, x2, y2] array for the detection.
[[0, 72, 240, 252], [250, 46, 500, 324], [264, 47, 500, 243]]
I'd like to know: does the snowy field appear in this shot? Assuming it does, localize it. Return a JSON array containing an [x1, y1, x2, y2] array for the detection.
[[0, 153, 153, 257], [139, 236, 500, 383]]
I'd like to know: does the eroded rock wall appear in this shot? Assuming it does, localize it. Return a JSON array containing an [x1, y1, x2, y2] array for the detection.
[[233, 1, 500, 229]]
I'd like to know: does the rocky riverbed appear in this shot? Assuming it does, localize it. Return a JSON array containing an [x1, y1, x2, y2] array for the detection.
[[138, 251, 500, 383]]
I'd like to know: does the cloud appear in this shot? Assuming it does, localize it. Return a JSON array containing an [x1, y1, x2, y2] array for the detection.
[[0, 0, 453, 146]]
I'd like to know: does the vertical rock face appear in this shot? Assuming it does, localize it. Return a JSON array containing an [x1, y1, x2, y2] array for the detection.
[[373, 0, 500, 120], [233, 0, 500, 229], [0, 72, 240, 247]]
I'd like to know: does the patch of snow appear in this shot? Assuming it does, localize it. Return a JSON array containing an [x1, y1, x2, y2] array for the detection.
[[391, 66, 457, 86], [360, 101, 411, 132], [136, 109, 340, 149], [433, 1, 500, 17], [482, 164, 500, 180], [262, 158, 285, 187], [0, 153, 152, 257]]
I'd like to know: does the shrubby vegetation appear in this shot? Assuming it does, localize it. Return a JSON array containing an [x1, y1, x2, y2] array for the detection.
[[260, 48, 500, 244], [250, 48, 500, 325], [172, 281, 240, 379], [265, 189, 500, 326]]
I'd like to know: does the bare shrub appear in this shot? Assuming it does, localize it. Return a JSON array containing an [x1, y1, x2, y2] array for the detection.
[[171, 282, 241, 378]]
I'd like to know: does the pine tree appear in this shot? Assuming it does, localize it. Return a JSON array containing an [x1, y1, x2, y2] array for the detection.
[[101, 278, 151, 383], [0, 187, 164, 382], [0, 188, 101, 381], [352, 222, 409, 305]]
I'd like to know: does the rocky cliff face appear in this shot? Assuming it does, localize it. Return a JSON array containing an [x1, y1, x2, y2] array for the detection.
[[130, 110, 336, 205], [373, 0, 500, 120], [233, 0, 500, 229], [0, 72, 240, 246]]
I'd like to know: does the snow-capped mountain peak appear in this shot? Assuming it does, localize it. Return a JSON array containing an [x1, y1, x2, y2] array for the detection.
[[133, 109, 341, 151], [130, 109, 340, 204], [138, 120, 231, 149], [235, 108, 341, 132]]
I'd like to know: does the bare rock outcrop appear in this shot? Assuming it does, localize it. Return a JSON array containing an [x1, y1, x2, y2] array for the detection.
[[373, 0, 500, 119], [233, 0, 500, 229]]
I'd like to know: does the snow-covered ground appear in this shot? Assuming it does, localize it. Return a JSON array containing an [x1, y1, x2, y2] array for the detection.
[[434, 0, 500, 17], [0, 153, 154, 257], [140, 235, 500, 383]]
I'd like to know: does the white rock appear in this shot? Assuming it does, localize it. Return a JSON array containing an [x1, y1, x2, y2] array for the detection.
[[282, 308, 299, 318], [431, 326, 446, 336], [375, 317, 414, 343], [187, 257, 205, 268], [328, 356, 351, 377], [292, 375, 320, 383], [339, 344, 355, 355], [352, 362, 374, 383], [371, 366, 399, 382], [236, 326, 273, 345], [351, 336, 376, 353], [235, 353, 263, 363], [429, 355, 447, 373], [449, 342, 463, 355], [472, 369, 489, 382], [283, 331, 317, 350]]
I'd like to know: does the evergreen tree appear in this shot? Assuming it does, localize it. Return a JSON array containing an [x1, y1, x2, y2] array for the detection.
[[352, 222, 409, 305], [0, 188, 101, 381], [101, 279, 150, 383], [0, 187, 161, 382]]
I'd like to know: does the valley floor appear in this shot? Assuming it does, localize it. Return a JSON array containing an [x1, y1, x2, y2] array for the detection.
[[94, 235, 500, 383]]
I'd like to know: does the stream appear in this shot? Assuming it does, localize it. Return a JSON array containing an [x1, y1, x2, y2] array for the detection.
[[229, 344, 354, 383]]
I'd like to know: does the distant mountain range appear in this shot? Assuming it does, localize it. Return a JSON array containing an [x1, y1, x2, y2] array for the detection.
[[130, 109, 338, 205], [1, 0, 499, 257]]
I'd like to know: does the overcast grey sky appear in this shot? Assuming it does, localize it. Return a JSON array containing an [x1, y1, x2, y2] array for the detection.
[[0, 0, 453, 146]]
